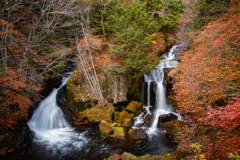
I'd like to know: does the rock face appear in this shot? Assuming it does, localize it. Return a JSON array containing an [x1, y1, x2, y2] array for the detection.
[[128, 129, 147, 140], [158, 113, 178, 127], [66, 66, 133, 113], [87, 104, 114, 123], [57, 85, 76, 126]]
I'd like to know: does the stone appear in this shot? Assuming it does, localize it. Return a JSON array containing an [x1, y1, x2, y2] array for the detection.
[[99, 120, 116, 136], [158, 113, 178, 127], [162, 120, 187, 137], [113, 127, 125, 139], [128, 129, 147, 140], [116, 110, 132, 127], [176, 148, 190, 159], [87, 104, 114, 123], [126, 101, 142, 115]]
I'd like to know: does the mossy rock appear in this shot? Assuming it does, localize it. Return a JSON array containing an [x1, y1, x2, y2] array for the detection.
[[114, 111, 120, 121], [176, 147, 189, 159], [162, 120, 186, 137], [127, 101, 142, 115], [77, 108, 89, 122], [122, 152, 137, 160], [87, 104, 114, 123], [116, 110, 132, 127], [113, 127, 125, 139], [121, 152, 176, 160], [99, 120, 117, 136]]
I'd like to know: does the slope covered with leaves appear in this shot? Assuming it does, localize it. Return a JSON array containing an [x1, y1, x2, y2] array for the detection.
[[169, 0, 240, 159]]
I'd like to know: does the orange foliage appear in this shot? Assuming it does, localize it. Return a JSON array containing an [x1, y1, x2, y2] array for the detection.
[[0, 69, 31, 128], [171, 7, 240, 118], [170, 1, 240, 159]]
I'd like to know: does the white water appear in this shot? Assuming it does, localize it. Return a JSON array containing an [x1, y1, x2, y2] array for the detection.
[[27, 74, 88, 155], [133, 45, 181, 135]]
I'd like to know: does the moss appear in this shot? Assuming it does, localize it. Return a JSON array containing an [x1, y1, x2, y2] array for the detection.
[[127, 101, 142, 115], [129, 113, 135, 118], [87, 105, 114, 123], [77, 108, 89, 122], [113, 127, 125, 139], [114, 111, 120, 121], [116, 110, 132, 127]]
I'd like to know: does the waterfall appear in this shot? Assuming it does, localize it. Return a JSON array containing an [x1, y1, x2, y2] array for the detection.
[[133, 45, 181, 135], [27, 73, 87, 155]]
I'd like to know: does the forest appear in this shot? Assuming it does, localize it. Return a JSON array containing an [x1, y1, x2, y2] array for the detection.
[[0, 0, 239, 159]]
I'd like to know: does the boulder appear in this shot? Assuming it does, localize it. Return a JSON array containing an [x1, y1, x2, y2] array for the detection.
[[128, 129, 147, 140], [176, 147, 190, 159], [87, 104, 114, 123], [113, 127, 125, 139], [99, 120, 117, 136], [162, 120, 187, 137], [116, 110, 132, 127], [126, 101, 142, 115], [122, 152, 137, 160], [158, 113, 178, 127]]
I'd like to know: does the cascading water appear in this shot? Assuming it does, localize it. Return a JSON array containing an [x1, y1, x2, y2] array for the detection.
[[133, 45, 181, 135], [27, 74, 88, 155]]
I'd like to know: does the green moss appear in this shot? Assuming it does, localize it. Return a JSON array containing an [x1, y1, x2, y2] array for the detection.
[[129, 113, 135, 118], [113, 127, 125, 138], [78, 108, 89, 122], [127, 101, 142, 115]]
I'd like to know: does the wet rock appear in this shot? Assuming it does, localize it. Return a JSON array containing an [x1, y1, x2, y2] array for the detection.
[[116, 110, 133, 127], [126, 101, 142, 115], [127, 77, 141, 102], [113, 127, 125, 139], [162, 120, 187, 137], [158, 113, 178, 127], [87, 104, 114, 123], [57, 85, 76, 126], [99, 120, 116, 136], [142, 81, 157, 106], [128, 129, 147, 140]]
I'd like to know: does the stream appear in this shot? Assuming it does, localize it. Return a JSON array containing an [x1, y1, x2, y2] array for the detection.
[[1, 45, 180, 160]]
